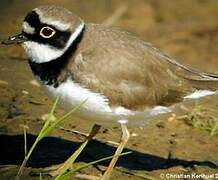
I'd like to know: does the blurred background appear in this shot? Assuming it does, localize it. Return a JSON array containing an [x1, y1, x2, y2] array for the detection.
[[1, 0, 218, 71], [0, 1, 218, 179]]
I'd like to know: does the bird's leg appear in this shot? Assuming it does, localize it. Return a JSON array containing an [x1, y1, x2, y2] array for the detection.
[[101, 121, 130, 180], [46, 124, 101, 177], [62, 123, 101, 170], [87, 124, 101, 140], [59, 126, 119, 146]]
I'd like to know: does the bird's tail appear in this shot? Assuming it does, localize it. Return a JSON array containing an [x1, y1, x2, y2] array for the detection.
[[187, 72, 218, 91], [176, 65, 218, 91], [167, 59, 218, 91]]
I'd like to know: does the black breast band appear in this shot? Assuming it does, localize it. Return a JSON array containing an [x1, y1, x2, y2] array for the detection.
[[28, 25, 85, 88]]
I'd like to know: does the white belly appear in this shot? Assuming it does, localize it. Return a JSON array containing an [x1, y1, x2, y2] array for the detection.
[[39, 78, 113, 115], [36, 77, 217, 126]]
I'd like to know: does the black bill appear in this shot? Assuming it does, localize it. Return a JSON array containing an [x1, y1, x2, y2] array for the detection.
[[1, 33, 28, 45]]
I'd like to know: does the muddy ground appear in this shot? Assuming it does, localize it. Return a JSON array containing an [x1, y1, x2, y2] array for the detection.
[[0, 0, 218, 179]]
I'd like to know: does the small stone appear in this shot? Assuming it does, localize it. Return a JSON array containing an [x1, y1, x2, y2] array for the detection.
[[156, 122, 165, 128], [29, 80, 40, 87], [22, 90, 29, 95], [131, 132, 139, 137], [168, 113, 176, 122], [41, 113, 57, 122], [0, 80, 8, 85]]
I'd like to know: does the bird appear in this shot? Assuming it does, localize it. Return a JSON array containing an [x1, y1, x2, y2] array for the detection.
[[2, 5, 218, 179]]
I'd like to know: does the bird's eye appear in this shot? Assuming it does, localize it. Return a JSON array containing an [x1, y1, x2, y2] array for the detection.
[[40, 26, 56, 38]]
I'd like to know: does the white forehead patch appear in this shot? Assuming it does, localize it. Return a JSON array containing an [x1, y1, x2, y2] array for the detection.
[[22, 22, 85, 63], [34, 8, 71, 31], [23, 21, 35, 34], [46, 20, 71, 31]]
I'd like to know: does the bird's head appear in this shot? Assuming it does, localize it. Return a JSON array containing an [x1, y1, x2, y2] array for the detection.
[[2, 5, 85, 63]]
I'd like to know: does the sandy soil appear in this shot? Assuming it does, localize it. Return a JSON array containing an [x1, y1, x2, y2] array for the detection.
[[0, 0, 218, 179]]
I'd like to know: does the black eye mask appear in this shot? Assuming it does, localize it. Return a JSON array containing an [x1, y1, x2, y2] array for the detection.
[[23, 11, 71, 49]]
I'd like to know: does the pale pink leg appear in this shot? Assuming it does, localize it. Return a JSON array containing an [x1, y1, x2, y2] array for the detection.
[[101, 122, 130, 180]]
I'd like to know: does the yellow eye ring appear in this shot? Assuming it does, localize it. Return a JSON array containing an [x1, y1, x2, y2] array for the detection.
[[40, 26, 56, 38]]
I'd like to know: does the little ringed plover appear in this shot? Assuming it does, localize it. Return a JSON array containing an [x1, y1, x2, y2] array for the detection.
[[2, 5, 218, 179]]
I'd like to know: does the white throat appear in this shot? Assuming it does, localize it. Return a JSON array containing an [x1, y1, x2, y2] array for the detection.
[[22, 22, 84, 63]]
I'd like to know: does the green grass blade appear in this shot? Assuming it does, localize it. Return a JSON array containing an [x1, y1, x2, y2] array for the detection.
[[55, 139, 89, 180], [17, 136, 42, 178], [17, 98, 86, 178], [39, 173, 43, 180], [38, 97, 60, 138], [50, 96, 60, 115], [42, 100, 87, 137], [57, 151, 132, 180], [23, 126, 27, 157]]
